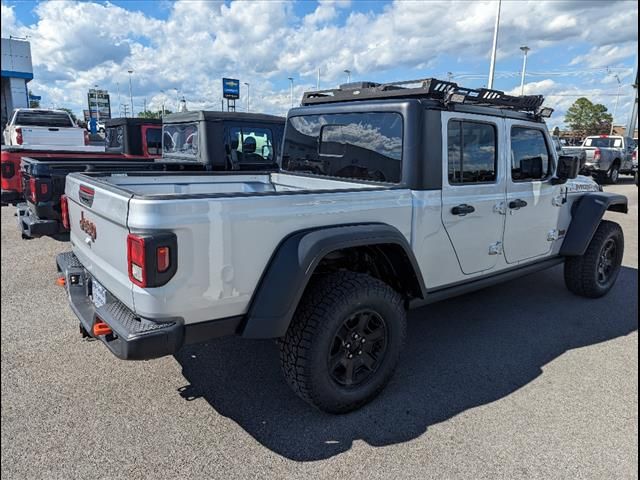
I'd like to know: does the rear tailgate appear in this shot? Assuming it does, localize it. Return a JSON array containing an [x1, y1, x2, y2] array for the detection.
[[66, 173, 135, 310], [21, 126, 85, 147]]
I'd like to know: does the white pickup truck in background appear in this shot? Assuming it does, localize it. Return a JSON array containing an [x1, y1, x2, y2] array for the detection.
[[576, 135, 636, 184], [2, 108, 92, 148]]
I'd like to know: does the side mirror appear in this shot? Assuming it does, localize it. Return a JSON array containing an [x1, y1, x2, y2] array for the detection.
[[552, 154, 579, 184]]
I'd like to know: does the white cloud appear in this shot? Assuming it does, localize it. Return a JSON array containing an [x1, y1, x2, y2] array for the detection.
[[570, 44, 638, 68], [1, 0, 636, 125]]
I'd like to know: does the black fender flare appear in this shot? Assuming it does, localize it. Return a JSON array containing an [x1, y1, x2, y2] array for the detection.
[[560, 192, 628, 256], [241, 223, 425, 339]]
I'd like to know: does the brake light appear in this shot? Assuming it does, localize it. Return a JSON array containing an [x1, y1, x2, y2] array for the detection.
[[127, 234, 147, 287], [29, 177, 37, 203], [594, 148, 601, 161], [1, 160, 15, 179], [599, 134, 608, 138], [15, 128, 23, 145], [633, 150, 637, 161], [60, 194, 70, 230]]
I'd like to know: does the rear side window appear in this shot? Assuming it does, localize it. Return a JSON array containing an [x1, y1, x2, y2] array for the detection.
[[511, 127, 551, 181], [15, 111, 74, 128], [227, 127, 275, 162], [282, 112, 403, 183], [105, 126, 124, 151], [145, 127, 162, 155], [163, 123, 199, 158], [447, 120, 497, 184]]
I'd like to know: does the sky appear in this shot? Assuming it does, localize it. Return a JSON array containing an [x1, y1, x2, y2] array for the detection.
[[1, 0, 638, 130]]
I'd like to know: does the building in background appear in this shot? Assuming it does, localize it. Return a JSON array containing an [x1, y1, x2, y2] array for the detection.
[[85, 88, 111, 122], [1, 37, 33, 132]]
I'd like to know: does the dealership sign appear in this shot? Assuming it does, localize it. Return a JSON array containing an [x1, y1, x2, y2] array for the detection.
[[222, 78, 240, 100]]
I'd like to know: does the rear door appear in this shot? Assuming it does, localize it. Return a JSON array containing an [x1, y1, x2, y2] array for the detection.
[[502, 121, 561, 263], [66, 174, 134, 308], [441, 112, 507, 275]]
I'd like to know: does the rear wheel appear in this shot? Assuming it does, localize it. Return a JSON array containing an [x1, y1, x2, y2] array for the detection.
[[607, 161, 620, 184], [280, 271, 406, 414], [564, 220, 624, 298]]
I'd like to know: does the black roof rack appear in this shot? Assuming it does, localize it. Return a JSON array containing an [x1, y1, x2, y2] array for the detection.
[[301, 77, 551, 116]]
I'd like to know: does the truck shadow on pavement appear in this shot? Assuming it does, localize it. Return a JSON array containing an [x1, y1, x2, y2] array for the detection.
[[174, 265, 638, 461]]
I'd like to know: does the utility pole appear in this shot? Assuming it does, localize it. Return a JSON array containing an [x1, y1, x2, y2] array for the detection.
[[519, 46, 530, 95], [116, 82, 121, 117], [487, 0, 502, 89], [288, 77, 294, 108], [610, 74, 622, 135], [625, 55, 638, 139], [127, 69, 134, 117], [244, 82, 250, 112]]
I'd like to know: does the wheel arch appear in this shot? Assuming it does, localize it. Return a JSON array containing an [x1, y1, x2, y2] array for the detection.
[[240, 223, 426, 339], [560, 192, 628, 256]]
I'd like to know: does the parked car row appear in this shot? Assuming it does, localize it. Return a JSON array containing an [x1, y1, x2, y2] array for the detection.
[[2, 79, 629, 413]]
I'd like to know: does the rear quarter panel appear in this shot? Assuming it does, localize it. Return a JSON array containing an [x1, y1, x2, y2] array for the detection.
[[126, 189, 413, 324]]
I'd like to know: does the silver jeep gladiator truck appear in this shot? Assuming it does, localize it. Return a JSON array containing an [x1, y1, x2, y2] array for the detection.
[[57, 79, 628, 413]]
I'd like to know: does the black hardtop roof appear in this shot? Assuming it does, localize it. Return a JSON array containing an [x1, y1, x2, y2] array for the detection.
[[163, 111, 285, 124], [300, 77, 551, 119], [105, 117, 162, 127]]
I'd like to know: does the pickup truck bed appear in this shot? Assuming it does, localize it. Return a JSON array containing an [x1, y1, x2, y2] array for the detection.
[[18, 157, 202, 239]]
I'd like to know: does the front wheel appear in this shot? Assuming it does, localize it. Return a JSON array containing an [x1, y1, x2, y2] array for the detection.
[[280, 271, 406, 414], [564, 220, 624, 298]]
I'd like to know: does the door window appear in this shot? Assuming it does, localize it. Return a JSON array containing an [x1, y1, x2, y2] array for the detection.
[[145, 127, 162, 155], [227, 127, 275, 163], [447, 120, 497, 184], [510, 127, 551, 181]]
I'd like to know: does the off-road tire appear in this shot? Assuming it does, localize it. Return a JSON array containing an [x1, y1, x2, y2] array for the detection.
[[279, 271, 406, 414], [564, 220, 624, 298]]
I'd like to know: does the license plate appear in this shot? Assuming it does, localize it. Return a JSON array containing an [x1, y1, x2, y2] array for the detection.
[[92, 279, 107, 309]]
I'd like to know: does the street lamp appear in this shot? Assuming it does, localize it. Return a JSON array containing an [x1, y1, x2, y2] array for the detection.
[[344, 69, 351, 84], [487, 0, 502, 89], [519, 46, 531, 96], [610, 74, 622, 135], [288, 77, 294, 108], [244, 82, 250, 112], [127, 69, 134, 117]]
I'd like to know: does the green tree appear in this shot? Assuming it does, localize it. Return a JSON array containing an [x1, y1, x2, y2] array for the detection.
[[138, 109, 172, 119], [28, 90, 40, 108], [564, 98, 613, 137], [58, 107, 78, 124]]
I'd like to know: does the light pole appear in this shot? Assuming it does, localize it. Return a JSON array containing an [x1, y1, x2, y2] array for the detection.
[[244, 82, 250, 112], [344, 69, 351, 84], [93, 84, 100, 123], [127, 69, 134, 117], [610, 74, 622, 135], [288, 77, 294, 108], [519, 46, 530, 96], [487, 0, 502, 89], [116, 81, 121, 117], [160, 89, 165, 117], [447, 72, 454, 82]]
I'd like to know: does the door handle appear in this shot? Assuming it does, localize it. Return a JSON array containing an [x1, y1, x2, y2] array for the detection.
[[451, 204, 475, 216], [509, 199, 528, 209]]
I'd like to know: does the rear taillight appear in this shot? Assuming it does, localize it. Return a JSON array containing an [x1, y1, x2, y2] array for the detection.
[[127, 234, 147, 287], [29, 177, 37, 203], [28, 178, 50, 203], [60, 195, 70, 230], [127, 233, 177, 288], [1, 160, 15, 179], [594, 148, 601, 161], [15, 128, 23, 145], [633, 150, 637, 161]]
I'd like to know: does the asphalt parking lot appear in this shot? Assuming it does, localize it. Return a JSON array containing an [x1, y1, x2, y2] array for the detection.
[[1, 180, 637, 480]]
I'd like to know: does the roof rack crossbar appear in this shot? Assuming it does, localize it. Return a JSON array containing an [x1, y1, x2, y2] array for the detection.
[[301, 77, 547, 114]]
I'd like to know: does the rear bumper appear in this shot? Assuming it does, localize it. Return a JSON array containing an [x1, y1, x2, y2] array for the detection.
[[1, 189, 20, 206], [17, 202, 66, 239], [56, 251, 241, 360]]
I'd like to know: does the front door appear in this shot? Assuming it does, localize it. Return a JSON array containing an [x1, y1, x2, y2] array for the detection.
[[503, 121, 562, 263], [441, 112, 507, 275]]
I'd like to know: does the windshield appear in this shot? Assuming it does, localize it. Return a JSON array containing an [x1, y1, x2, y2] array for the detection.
[[583, 137, 621, 148], [163, 123, 199, 158], [15, 110, 74, 127]]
